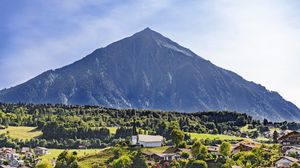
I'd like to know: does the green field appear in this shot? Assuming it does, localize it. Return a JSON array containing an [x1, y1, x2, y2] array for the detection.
[[0, 126, 42, 140], [240, 124, 257, 132], [106, 127, 118, 134], [256, 136, 270, 142], [78, 148, 113, 168], [40, 149, 101, 161], [188, 133, 246, 141]]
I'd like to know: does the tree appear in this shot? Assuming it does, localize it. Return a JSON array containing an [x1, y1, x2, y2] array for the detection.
[[36, 160, 53, 168], [219, 142, 232, 158], [178, 141, 187, 148], [191, 140, 202, 158], [55, 151, 79, 168], [170, 129, 184, 147], [199, 144, 208, 159], [288, 151, 298, 158], [273, 130, 279, 143], [170, 160, 180, 168], [181, 151, 190, 159], [190, 140, 207, 159], [223, 158, 236, 168], [111, 155, 132, 168], [263, 119, 268, 126], [251, 131, 259, 139], [132, 151, 148, 168], [188, 160, 208, 168], [291, 162, 300, 168]]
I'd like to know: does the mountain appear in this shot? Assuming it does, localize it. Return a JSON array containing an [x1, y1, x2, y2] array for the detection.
[[0, 28, 299, 121]]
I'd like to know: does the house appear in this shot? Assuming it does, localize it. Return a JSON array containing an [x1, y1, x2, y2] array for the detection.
[[9, 158, 24, 167], [5, 153, 19, 161], [141, 147, 181, 162], [275, 156, 299, 168], [279, 131, 300, 147], [232, 140, 261, 154], [20, 147, 30, 154], [152, 153, 178, 161], [34, 147, 49, 156], [208, 146, 220, 156], [132, 135, 163, 147], [0, 148, 14, 156]]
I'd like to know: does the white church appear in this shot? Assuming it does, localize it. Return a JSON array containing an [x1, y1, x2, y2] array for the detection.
[[132, 134, 163, 147]]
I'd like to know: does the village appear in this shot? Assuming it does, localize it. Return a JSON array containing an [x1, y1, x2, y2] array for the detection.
[[127, 130, 300, 168], [2, 130, 300, 167], [0, 147, 48, 168]]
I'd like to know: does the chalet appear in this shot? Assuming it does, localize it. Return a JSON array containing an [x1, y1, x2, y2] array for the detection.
[[141, 148, 182, 162], [275, 156, 299, 168], [279, 131, 300, 146], [132, 135, 163, 147], [34, 147, 49, 156], [208, 146, 220, 156], [0, 148, 14, 155], [232, 140, 261, 154]]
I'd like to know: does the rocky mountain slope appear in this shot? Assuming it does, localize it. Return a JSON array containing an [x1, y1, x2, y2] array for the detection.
[[0, 28, 299, 121]]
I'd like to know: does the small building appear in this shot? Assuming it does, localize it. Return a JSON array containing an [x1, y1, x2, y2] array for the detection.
[[208, 146, 220, 156], [275, 156, 299, 168], [9, 158, 24, 167], [34, 147, 49, 156], [152, 153, 178, 161], [5, 153, 19, 161], [232, 140, 261, 154], [132, 135, 163, 147], [279, 131, 300, 146], [20, 147, 30, 154], [0, 148, 14, 156]]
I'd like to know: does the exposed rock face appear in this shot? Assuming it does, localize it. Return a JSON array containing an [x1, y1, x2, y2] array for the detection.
[[1, 28, 299, 121]]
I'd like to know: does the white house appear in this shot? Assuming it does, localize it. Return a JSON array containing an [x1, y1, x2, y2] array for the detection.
[[34, 147, 49, 156], [132, 135, 163, 147], [275, 156, 298, 168]]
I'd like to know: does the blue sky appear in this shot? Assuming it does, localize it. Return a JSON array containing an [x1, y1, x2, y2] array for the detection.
[[1, 0, 300, 107]]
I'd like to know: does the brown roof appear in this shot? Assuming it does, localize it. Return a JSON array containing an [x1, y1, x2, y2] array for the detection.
[[278, 131, 300, 141], [208, 146, 219, 152], [142, 151, 154, 156], [275, 156, 299, 163]]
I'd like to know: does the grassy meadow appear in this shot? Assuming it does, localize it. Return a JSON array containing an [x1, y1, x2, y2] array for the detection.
[[188, 132, 246, 141], [0, 126, 42, 140]]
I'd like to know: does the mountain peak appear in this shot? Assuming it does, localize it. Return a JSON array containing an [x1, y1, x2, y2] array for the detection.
[[142, 27, 152, 32], [133, 27, 161, 38], [0, 29, 299, 121]]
